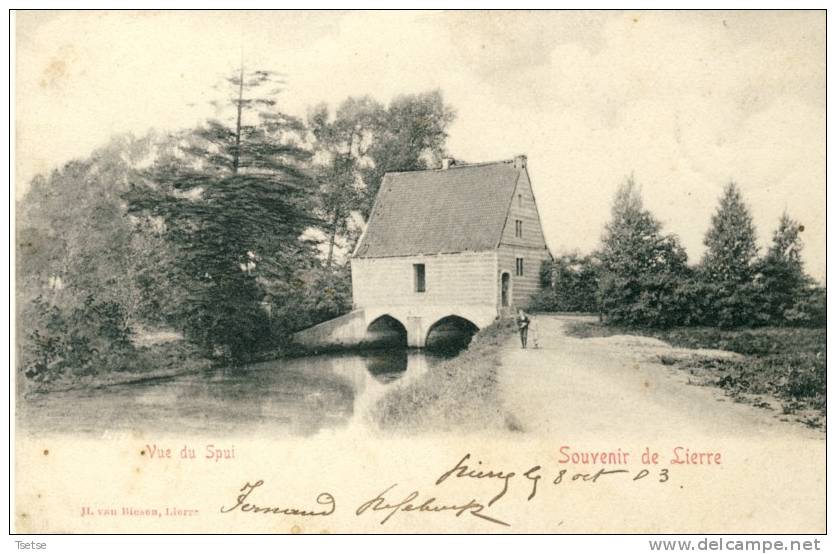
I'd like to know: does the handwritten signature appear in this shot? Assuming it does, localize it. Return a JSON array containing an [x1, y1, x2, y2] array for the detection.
[[220, 480, 335, 517], [356, 483, 509, 527], [220, 453, 671, 528]]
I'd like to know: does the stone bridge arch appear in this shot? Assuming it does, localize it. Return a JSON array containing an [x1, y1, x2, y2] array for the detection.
[[425, 315, 480, 351], [365, 314, 408, 348], [364, 306, 497, 348], [292, 306, 499, 350]]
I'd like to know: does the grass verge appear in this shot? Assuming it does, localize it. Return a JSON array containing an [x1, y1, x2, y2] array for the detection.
[[370, 318, 519, 432], [566, 320, 826, 430]]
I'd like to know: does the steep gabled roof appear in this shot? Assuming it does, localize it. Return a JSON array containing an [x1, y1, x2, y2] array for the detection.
[[353, 160, 523, 258]]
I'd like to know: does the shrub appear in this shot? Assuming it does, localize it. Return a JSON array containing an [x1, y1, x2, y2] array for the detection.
[[700, 280, 770, 328], [530, 254, 599, 312], [752, 212, 810, 325], [268, 264, 353, 341], [597, 177, 691, 328], [20, 295, 135, 383], [783, 286, 826, 328], [668, 277, 713, 326]]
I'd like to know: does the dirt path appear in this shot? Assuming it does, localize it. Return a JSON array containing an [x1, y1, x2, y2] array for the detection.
[[496, 314, 825, 532]]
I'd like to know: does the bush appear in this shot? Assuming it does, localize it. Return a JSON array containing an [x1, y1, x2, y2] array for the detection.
[[631, 273, 691, 328], [597, 178, 691, 328], [783, 286, 826, 327], [598, 270, 696, 328], [268, 264, 353, 342], [668, 277, 713, 326], [780, 353, 826, 403], [700, 280, 770, 328], [530, 254, 599, 312], [20, 295, 135, 383]]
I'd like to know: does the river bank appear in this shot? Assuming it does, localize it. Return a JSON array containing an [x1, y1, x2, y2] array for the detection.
[[18, 320, 362, 398], [371, 318, 520, 432], [18, 341, 213, 398], [18, 318, 517, 436]]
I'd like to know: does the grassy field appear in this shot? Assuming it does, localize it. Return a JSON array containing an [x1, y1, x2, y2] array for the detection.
[[371, 318, 520, 432], [566, 321, 826, 430]]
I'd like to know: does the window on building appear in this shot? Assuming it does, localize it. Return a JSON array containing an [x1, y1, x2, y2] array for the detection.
[[515, 219, 523, 238], [518, 193, 523, 207], [515, 257, 524, 276], [414, 263, 426, 293]]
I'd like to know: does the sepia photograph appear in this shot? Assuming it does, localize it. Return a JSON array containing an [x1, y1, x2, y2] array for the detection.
[[11, 9, 827, 539]]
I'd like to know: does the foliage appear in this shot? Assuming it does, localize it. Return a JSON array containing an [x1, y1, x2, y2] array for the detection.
[[20, 295, 134, 383], [267, 263, 354, 341], [753, 212, 813, 325], [126, 69, 317, 364], [702, 280, 771, 328], [126, 216, 190, 326], [308, 96, 385, 267], [579, 180, 824, 330], [701, 182, 759, 284], [15, 134, 184, 384], [530, 253, 600, 313], [16, 135, 155, 316], [308, 90, 456, 263], [17, 71, 461, 386], [698, 182, 761, 326], [597, 176, 690, 326], [783, 285, 826, 327], [358, 90, 456, 215]]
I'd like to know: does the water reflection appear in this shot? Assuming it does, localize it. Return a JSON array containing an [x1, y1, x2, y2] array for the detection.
[[19, 346, 463, 437], [365, 349, 409, 383]]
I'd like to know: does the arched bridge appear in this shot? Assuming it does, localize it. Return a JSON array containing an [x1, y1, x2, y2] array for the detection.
[[291, 306, 498, 349]]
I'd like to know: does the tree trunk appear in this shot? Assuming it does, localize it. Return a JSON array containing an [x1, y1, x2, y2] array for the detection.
[[232, 61, 244, 174], [325, 138, 356, 269], [325, 210, 339, 269]]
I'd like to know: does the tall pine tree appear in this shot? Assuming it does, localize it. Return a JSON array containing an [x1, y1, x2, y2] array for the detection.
[[599, 176, 688, 326], [126, 66, 317, 364], [701, 182, 759, 284], [755, 212, 809, 323], [699, 182, 761, 326]]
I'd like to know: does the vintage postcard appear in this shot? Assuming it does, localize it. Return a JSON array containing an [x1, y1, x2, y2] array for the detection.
[[12, 10, 826, 536]]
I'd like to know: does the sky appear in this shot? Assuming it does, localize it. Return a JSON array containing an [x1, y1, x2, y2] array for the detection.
[[14, 10, 826, 280]]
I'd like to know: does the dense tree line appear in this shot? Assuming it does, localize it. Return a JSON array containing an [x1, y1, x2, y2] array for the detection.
[[534, 178, 825, 329], [17, 69, 455, 383]]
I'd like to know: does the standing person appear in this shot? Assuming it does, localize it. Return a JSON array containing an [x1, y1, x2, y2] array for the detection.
[[516, 308, 530, 349]]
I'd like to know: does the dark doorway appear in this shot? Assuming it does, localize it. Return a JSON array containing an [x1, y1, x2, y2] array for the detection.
[[501, 272, 511, 307], [425, 316, 479, 355], [366, 315, 408, 348]]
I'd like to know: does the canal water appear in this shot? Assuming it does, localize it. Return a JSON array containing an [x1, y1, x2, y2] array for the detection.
[[19, 347, 463, 437]]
